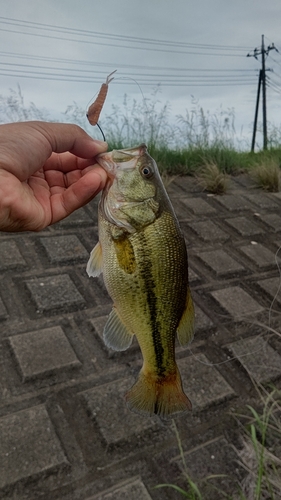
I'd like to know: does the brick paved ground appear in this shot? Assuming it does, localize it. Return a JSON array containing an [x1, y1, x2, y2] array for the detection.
[[1, 174, 281, 499]]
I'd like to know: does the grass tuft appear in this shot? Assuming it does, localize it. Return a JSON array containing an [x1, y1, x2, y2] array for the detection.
[[196, 161, 229, 194], [249, 160, 281, 192]]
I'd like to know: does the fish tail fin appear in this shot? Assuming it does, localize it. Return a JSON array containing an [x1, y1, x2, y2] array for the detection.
[[125, 367, 191, 418]]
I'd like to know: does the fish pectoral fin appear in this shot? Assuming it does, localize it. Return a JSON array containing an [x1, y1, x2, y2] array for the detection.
[[86, 241, 103, 277], [177, 287, 195, 347], [103, 307, 134, 351]]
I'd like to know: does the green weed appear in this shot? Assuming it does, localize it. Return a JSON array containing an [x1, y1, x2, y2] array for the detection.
[[196, 161, 229, 194], [154, 420, 204, 499], [154, 387, 281, 500], [249, 160, 281, 192], [234, 387, 281, 500]]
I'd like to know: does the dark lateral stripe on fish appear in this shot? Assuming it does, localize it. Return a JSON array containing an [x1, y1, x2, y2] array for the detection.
[[139, 235, 166, 377]]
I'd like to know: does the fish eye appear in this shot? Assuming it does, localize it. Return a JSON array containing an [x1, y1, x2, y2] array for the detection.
[[140, 165, 154, 179]]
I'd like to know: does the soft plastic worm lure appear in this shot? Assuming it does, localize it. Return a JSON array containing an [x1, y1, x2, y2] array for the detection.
[[87, 70, 117, 126]]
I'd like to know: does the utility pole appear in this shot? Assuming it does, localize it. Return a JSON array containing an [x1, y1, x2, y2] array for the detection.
[[247, 35, 278, 151], [251, 70, 262, 152]]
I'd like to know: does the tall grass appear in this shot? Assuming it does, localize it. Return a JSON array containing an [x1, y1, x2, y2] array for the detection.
[[1, 86, 281, 178], [0, 84, 49, 123]]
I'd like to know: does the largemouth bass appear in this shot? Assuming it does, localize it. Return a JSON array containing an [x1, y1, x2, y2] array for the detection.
[[87, 144, 195, 418]]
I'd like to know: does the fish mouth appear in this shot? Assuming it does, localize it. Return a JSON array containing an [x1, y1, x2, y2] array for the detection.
[[97, 144, 152, 232], [96, 144, 147, 176]]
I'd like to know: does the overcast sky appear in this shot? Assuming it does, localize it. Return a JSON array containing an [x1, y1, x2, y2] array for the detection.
[[1, 0, 281, 148]]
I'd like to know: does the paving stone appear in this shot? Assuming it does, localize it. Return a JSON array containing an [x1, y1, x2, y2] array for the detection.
[[40, 235, 89, 264], [238, 243, 279, 269], [90, 315, 108, 344], [181, 198, 217, 215], [89, 477, 152, 500], [172, 436, 239, 481], [0, 296, 8, 320], [188, 267, 201, 283], [25, 274, 85, 312], [194, 304, 214, 332], [187, 220, 229, 242], [210, 286, 264, 319], [256, 277, 281, 305], [89, 315, 116, 356], [197, 249, 245, 276], [169, 198, 192, 219], [225, 216, 264, 236], [255, 213, 281, 232], [55, 208, 93, 227], [273, 191, 281, 199], [244, 193, 279, 209], [213, 194, 254, 212], [9, 326, 81, 381], [178, 354, 235, 410], [0, 404, 68, 489], [233, 175, 257, 189], [166, 180, 181, 196], [173, 176, 201, 193], [0, 240, 26, 271], [226, 336, 281, 383], [81, 377, 155, 445]]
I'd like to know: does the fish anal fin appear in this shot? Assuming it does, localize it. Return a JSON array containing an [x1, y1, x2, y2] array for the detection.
[[177, 287, 195, 347], [86, 241, 103, 277], [103, 307, 133, 351], [125, 367, 192, 418]]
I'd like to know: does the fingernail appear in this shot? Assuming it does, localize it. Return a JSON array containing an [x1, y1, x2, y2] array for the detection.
[[94, 139, 108, 147]]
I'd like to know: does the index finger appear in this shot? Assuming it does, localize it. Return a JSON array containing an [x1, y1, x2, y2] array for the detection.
[[43, 151, 101, 173], [34, 122, 108, 158], [0, 121, 108, 181]]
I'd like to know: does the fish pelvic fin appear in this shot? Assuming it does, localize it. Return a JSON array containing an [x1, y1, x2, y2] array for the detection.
[[177, 287, 195, 347], [86, 241, 103, 277], [103, 307, 134, 351], [125, 366, 192, 418]]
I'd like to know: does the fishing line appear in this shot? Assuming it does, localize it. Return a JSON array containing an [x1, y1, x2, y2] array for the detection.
[[112, 76, 165, 148], [187, 337, 269, 367], [113, 76, 150, 116], [96, 122, 106, 142]]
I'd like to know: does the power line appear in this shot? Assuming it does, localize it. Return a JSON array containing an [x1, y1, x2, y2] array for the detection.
[[0, 61, 257, 82], [0, 27, 247, 57], [267, 76, 281, 95], [0, 17, 249, 58], [0, 16, 251, 52], [0, 69, 257, 86], [0, 50, 256, 74]]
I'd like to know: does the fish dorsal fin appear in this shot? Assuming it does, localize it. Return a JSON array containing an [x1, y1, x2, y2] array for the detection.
[[104, 307, 134, 351], [86, 241, 103, 277], [177, 287, 195, 346]]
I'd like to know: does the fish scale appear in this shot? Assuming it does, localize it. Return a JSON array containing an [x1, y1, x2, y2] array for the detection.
[[87, 144, 195, 417]]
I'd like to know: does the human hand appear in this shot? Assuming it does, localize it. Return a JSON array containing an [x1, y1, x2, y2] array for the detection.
[[0, 121, 108, 232]]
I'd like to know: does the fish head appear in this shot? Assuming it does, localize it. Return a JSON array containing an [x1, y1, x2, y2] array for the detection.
[[96, 144, 164, 232]]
